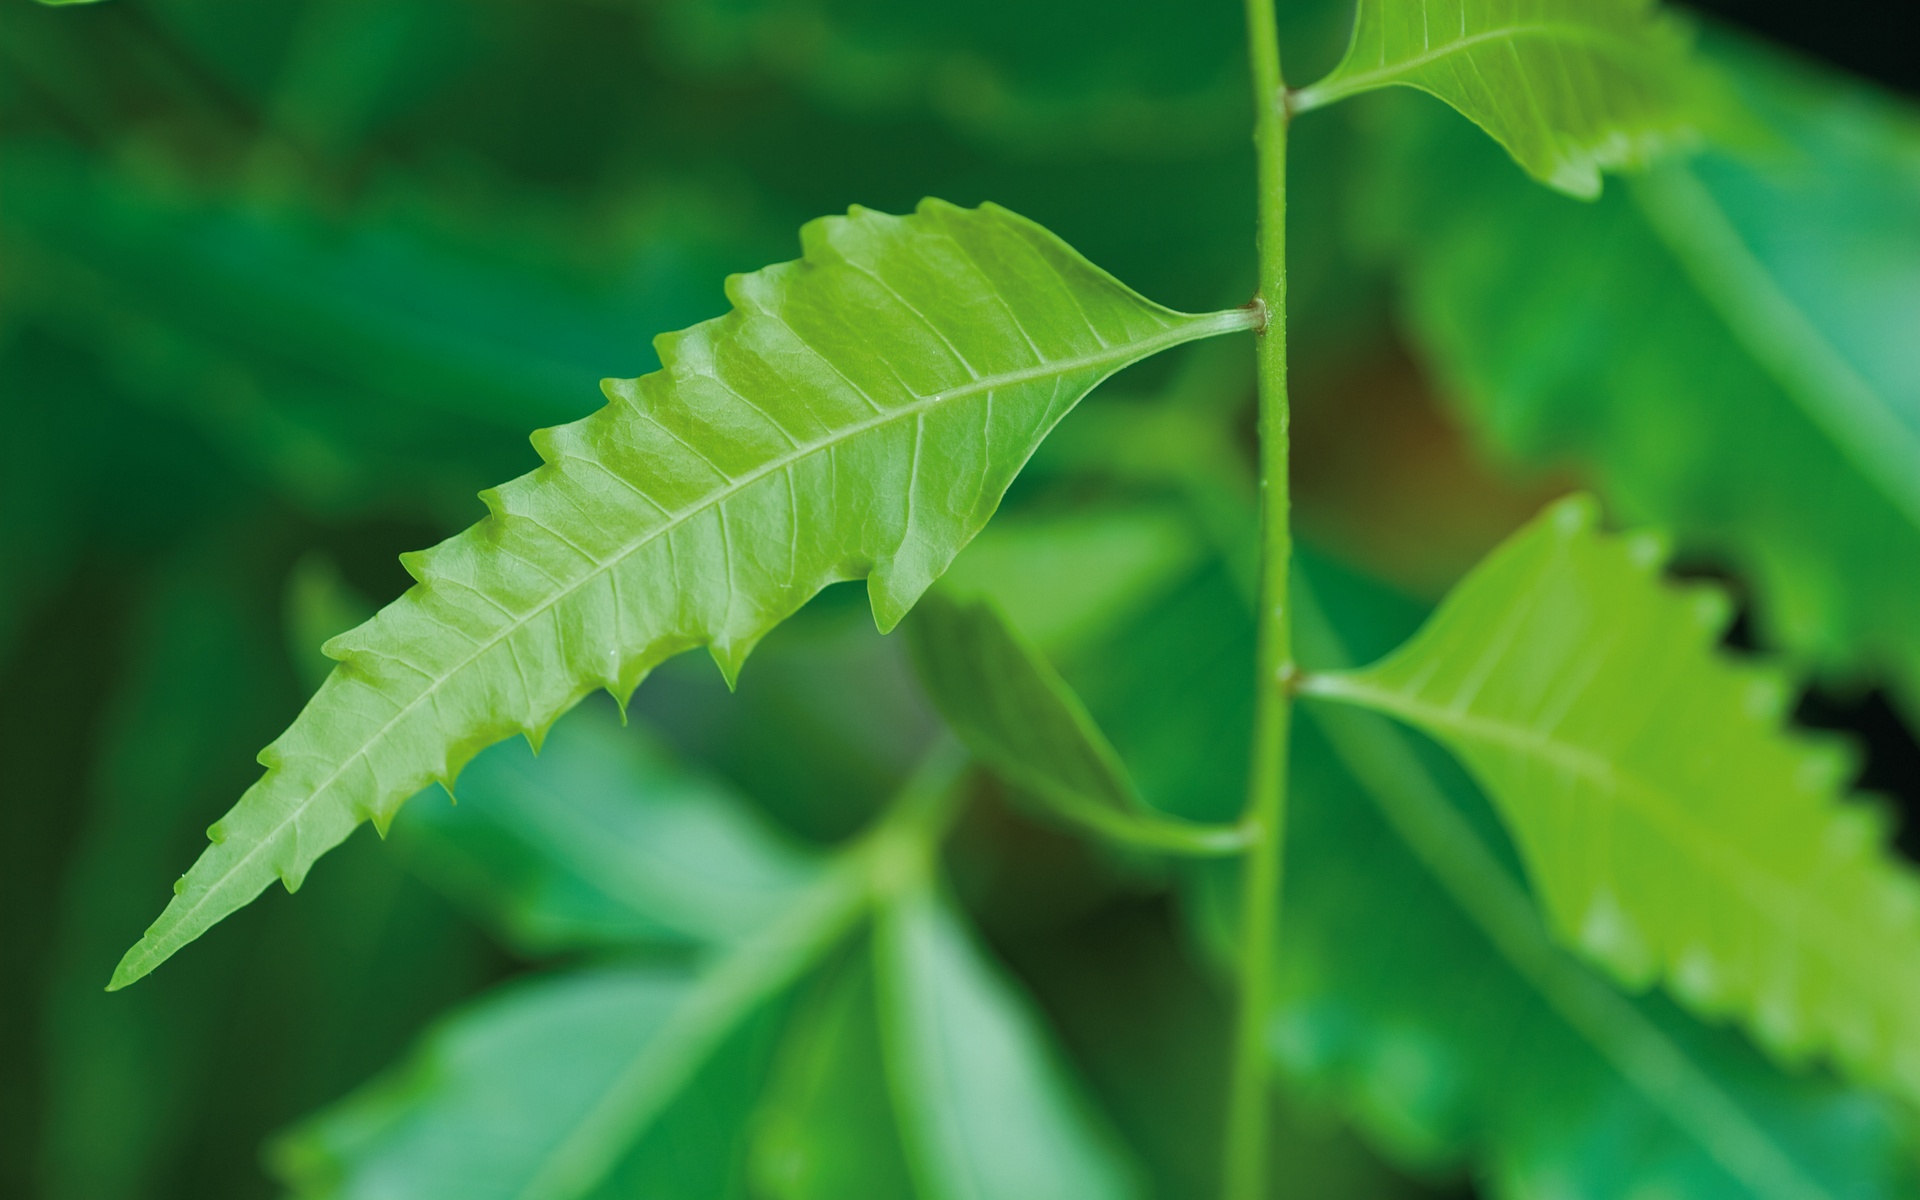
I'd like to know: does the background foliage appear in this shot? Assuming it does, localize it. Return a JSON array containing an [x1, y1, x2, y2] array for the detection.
[[4, 0, 1917, 1197]]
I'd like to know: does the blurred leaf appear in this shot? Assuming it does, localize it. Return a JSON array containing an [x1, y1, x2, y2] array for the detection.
[[277, 817, 875, 1200], [873, 882, 1143, 1200], [1293, 0, 1695, 196], [632, 591, 937, 843], [909, 595, 1246, 854], [747, 950, 917, 1200], [0, 146, 769, 515], [1372, 33, 1920, 713], [35, 560, 290, 1199], [0, 328, 244, 659], [110, 199, 1257, 989], [35, 540, 496, 1200], [272, 964, 777, 1200], [937, 506, 1203, 657], [285, 553, 379, 693], [1305, 495, 1920, 1109], [650, 0, 1251, 158], [393, 699, 822, 956]]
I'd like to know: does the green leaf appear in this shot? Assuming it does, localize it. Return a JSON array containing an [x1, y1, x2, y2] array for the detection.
[[1292, 0, 1695, 197], [109, 198, 1255, 989], [1075, 547, 1916, 1196], [271, 965, 779, 1200], [650, 0, 1253, 156], [1302, 494, 1920, 1105], [873, 883, 1143, 1200], [1370, 33, 1920, 714], [909, 595, 1247, 854], [936, 505, 1204, 657], [393, 699, 821, 955], [278, 825, 873, 1200], [747, 951, 918, 1200]]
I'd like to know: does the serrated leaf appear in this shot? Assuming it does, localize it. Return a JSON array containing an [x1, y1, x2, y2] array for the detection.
[[109, 198, 1255, 989], [873, 884, 1142, 1200], [1076, 548, 1916, 1197], [1292, 0, 1695, 197], [393, 699, 821, 955], [1280, 714, 1916, 1199], [1303, 495, 1920, 1105], [909, 594, 1246, 854], [1370, 33, 1920, 715]]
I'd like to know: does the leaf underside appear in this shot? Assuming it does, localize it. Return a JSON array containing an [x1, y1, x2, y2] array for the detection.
[[1307, 495, 1920, 1104], [108, 199, 1252, 989], [1295, 0, 1694, 197]]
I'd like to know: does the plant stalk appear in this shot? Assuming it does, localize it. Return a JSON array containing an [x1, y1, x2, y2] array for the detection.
[[1224, 1, 1292, 1197]]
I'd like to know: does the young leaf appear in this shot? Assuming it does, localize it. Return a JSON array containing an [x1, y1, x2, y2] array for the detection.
[[873, 884, 1143, 1200], [1285, 563, 1917, 1199], [1291, 0, 1695, 197], [1085, 549, 1916, 1196], [1301, 495, 1920, 1103], [109, 199, 1256, 989], [393, 700, 821, 955], [1369, 34, 1920, 716], [908, 595, 1245, 855]]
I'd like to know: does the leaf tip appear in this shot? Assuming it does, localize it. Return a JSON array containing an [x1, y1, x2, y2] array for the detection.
[[708, 638, 758, 691], [105, 957, 142, 993]]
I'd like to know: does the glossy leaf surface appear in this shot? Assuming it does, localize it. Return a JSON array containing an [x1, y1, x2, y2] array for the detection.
[[1293, 0, 1694, 195], [111, 200, 1255, 989], [1305, 496, 1920, 1104]]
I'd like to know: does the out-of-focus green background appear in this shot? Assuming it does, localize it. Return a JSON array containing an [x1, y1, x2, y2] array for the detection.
[[3, 1, 1914, 1197]]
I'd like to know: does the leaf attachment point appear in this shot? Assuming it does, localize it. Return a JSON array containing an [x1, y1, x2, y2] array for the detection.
[[1302, 494, 1920, 1104], [109, 200, 1257, 990], [1292, 0, 1696, 196]]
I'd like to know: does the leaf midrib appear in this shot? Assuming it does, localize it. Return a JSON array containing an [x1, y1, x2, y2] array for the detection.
[[1304, 674, 1917, 1017], [125, 306, 1256, 975], [1293, 581, 1838, 1200], [1295, 21, 1657, 110]]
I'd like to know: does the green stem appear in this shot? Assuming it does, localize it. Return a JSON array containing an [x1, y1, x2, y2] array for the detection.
[[1224, 2, 1292, 1198]]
